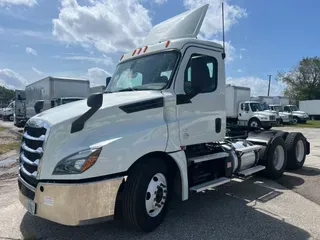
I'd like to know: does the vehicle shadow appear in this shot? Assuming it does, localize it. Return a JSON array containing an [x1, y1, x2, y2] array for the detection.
[[20, 179, 311, 240], [288, 166, 320, 176]]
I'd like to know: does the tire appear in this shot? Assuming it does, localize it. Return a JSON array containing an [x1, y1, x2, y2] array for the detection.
[[9, 115, 14, 121], [293, 116, 299, 124], [248, 118, 261, 130], [122, 157, 171, 232], [285, 132, 307, 170], [274, 131, 288, 140], [263, 136, 287, 179], [263, 126, 272, 130]]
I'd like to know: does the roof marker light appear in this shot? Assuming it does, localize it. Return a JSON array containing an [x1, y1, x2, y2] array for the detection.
[[132, 49, 137, 56], [120, 55, 124, 61], [143, 46, 148, 53], [137, 48, 142, 54], [165, 40, 170, 48]]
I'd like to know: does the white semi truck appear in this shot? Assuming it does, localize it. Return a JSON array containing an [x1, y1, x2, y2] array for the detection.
[[25, 77, 90, 120], [299, 100, 320, 120], [18, 5, 310, 232], [2, 101, 14, 121], [227, 85, 277, 130]]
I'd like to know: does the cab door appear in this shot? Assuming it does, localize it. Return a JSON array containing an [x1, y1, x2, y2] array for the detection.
[[174, 46, 226, 146], [238, 102, 251, 121]]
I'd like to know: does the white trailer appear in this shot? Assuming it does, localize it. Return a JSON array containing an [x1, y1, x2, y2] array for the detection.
[[18, 5, 310, 233], [226, 85, 277, 130], [90, 85, 106, 94], [25, 77, 90, 119], [299, 100, 320, 120]]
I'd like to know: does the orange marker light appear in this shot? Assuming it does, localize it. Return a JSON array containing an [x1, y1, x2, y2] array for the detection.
[[143, 46, 148, 53], [132, 49, 137, 56], [81, 148, 101, 172], [165, 40, 170, 48], [137, 48, 142, 54]]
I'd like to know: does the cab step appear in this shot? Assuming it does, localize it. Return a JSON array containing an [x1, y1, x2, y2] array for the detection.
[[236, 165, 266, 177], [188, 152, 229, 164], [190, 177, 231, 192]]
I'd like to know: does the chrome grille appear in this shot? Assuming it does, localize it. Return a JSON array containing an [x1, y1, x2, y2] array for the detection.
[[270, 115, 276, 121], [19, 120, 49, 187]]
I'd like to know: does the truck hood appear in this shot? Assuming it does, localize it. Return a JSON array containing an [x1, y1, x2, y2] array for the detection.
[[255, 111, 276, 117], [292, 111, 307, 115], [32, 91, 164, 125]]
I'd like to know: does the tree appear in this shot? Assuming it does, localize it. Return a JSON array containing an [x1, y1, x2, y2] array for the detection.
[[0, 86, 15, 108], [278, 57, 320, 104]]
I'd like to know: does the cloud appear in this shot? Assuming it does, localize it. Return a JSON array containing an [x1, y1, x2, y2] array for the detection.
[[52, 0, 152, 54], [0, 0, 37, 7], [184, 0, 247, 39], [57, 55, 113, 66], [212, 39, 235, 63], [0, 68, 26, 89], [87, 67, 111, 86], [26, 47, 37, 56], [240, 48, 247, 51], [153, 0, 167, 4], [227, 76, 286, 96], [237, 69, 243, 73], [32, 67, 43, 75]]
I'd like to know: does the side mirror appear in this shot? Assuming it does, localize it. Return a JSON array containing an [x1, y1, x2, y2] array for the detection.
[[106, 77, 111, 87], [87, 93, 103, 109], [34, 101, 44, 114]]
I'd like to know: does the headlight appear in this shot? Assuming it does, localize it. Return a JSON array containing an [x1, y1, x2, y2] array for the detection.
[[260, 117, 268, 120], [53, 147, 102, 175]]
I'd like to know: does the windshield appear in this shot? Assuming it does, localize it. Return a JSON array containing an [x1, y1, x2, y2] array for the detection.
[[106, 51, 179, 92], [250, 102, 262, 112], [290, 105, 299, 111], [273, 106, 282, 111]]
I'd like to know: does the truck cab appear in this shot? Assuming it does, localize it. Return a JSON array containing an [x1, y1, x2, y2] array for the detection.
[[237, 100, 277, 130], [268, 104, 293, 124], [283, 105, 308, 124], [18, 4, 310, 232], [2, 101, 14, 121]]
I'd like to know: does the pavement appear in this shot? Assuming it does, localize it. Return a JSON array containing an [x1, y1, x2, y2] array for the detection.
[[0, 123, 320, 240]]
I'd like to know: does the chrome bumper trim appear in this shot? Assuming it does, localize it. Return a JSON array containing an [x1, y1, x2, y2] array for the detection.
[[19, 176, 124, 226]]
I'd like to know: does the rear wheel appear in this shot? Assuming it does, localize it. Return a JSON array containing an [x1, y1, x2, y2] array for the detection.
[[122, 157, 171, 232], [285, 132, 306, 170], [263, 136, 287, 179]]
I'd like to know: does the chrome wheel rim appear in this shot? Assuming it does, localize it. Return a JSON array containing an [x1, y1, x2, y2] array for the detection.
[[293, 118, 298, 124], [273, 145, 285, 170], [250, 121, 259, 128], [296, 140, 305, 162], [9, 116, 13, 121], [145, 173, 167, 217]]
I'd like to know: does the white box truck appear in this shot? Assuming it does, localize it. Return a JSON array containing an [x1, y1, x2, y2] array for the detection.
[[226, 85, 277, 130], [273, 96, 308, 123], [299, 100, 320, 120], [18, 5, 310, 233], [2, 101, 14, 121], [25, 77, 90, 120]]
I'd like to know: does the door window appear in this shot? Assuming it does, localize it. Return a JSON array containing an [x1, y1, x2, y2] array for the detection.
[[184, 54, 218, 94], [284, 106, 290, 112]]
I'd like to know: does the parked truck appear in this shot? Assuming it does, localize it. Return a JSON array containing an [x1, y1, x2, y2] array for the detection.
[[227, 85, 277, 130], [14, 90, 27, 127], [25, 77, 90, 120], [299, 100, 320, 120], [18, 5, 310, 233], [2, 101, 14, 121], [251, 96, 293, 124], [272, 96, 308, 124]]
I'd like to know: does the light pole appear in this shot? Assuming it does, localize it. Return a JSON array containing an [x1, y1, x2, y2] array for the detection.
[[267, 75, 272, 96]]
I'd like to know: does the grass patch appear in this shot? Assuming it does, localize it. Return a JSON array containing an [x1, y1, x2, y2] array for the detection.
[[293, 120, 320, 128], [0, 141, 20, 155], [0, 127, 6, 132]]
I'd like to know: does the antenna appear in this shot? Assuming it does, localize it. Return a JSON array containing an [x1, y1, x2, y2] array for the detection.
[[222, 2, 226, 59]]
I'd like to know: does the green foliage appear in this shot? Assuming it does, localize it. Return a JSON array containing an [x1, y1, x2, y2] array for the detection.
[[0, 86, 14, 102], [278, 57, 320, 104]]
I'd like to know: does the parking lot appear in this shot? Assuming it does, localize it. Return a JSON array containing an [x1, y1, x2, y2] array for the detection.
[[0, 121, 320, 240]]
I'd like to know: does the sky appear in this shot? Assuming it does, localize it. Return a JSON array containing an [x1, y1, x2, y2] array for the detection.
[[0, 0, 319, 96]]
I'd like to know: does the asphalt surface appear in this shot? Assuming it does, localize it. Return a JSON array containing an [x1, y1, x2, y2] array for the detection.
[[0, 123, 320, 240]]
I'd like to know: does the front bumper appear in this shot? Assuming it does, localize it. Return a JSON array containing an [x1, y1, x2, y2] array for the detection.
[[18, 174, 124, 226], [261, 120, 277, 127]]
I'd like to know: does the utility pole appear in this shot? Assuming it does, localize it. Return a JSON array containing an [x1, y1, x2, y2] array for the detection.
[[267, 75, 272, 96]]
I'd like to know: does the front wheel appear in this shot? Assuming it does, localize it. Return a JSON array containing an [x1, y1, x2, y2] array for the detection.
[[9, 115, 14, 121], [122, 158, 171, 232], [293, 116, 299, 124], [248, 118, 261, 130]]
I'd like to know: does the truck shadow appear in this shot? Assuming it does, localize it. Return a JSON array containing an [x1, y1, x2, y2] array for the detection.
[[20, 179, 311, 240]]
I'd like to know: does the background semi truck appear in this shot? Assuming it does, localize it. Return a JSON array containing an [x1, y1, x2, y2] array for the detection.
[[299, 100, 320, 120], [226, 85, 277, 130], [18, 4, 310, 233], [25, 77, 90, 119]]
